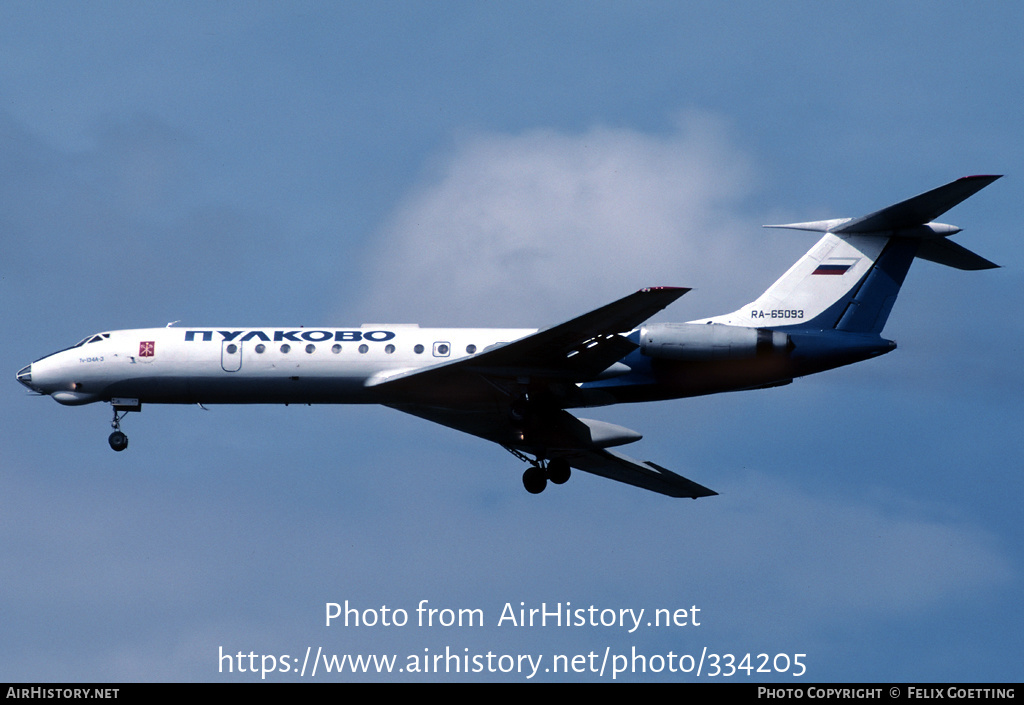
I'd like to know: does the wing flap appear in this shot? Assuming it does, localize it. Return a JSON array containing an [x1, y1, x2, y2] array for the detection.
[[556, 448, 717, 499]]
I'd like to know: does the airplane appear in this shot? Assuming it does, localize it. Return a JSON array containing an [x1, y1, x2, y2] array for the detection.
[[16, 175, 1001, 498]]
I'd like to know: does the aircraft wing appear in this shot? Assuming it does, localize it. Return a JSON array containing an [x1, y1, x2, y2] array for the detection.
[[472, 286, 691, 378], [369, 286, 689, 392], [375, 287, 707, 498], [388, 402, 716, 499]]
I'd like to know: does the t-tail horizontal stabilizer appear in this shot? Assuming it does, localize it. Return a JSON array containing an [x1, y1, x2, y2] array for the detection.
[[764, 175, 1001, 270], [703, 175, 1000, 334]]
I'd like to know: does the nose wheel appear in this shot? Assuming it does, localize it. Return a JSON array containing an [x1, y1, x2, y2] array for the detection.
[[108, 430, 128, 452], [108, 406, 131, 452]]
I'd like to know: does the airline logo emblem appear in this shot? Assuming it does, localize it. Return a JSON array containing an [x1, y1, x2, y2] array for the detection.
[[139, 341, 155, 357], [184, 329, 397, 343]]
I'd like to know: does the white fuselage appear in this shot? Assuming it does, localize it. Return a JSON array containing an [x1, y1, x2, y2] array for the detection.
[[23, 325, 536, 407]]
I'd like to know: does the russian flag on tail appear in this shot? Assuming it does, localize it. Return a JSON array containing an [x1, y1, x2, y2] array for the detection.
[[813, 258, 858, 275]]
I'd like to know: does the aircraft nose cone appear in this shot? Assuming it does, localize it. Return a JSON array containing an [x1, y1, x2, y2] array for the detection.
[[16, 363, 40, 392]]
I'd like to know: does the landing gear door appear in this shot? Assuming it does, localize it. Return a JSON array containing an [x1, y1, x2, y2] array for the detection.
[[221, 341, 242, 372]]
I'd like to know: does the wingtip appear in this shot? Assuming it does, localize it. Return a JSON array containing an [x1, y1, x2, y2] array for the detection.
[[639, 286, 692, 296], [958, 174, 1003, 188]]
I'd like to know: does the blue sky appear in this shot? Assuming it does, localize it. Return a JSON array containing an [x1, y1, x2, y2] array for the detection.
[[2, 1, 1021, 682]]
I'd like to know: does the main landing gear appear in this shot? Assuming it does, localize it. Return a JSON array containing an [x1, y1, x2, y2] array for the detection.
[[519, 456, 572, 495], [506, 394, 573, 494]]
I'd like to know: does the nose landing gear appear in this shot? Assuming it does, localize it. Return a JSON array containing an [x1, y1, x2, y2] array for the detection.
[[107, 399, 140, 451], [109, 407, 129, 451]]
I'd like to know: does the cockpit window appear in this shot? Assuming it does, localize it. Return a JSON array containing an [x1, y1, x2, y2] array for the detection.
[[72, 333, 111, 348], [36, 333, 111, 363]]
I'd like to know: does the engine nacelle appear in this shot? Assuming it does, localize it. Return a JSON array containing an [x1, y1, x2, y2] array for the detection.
[[640, 323, 791, 361]]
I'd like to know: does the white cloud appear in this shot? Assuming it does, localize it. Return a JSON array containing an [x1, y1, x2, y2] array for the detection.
[[354, 112, 775, 327]]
